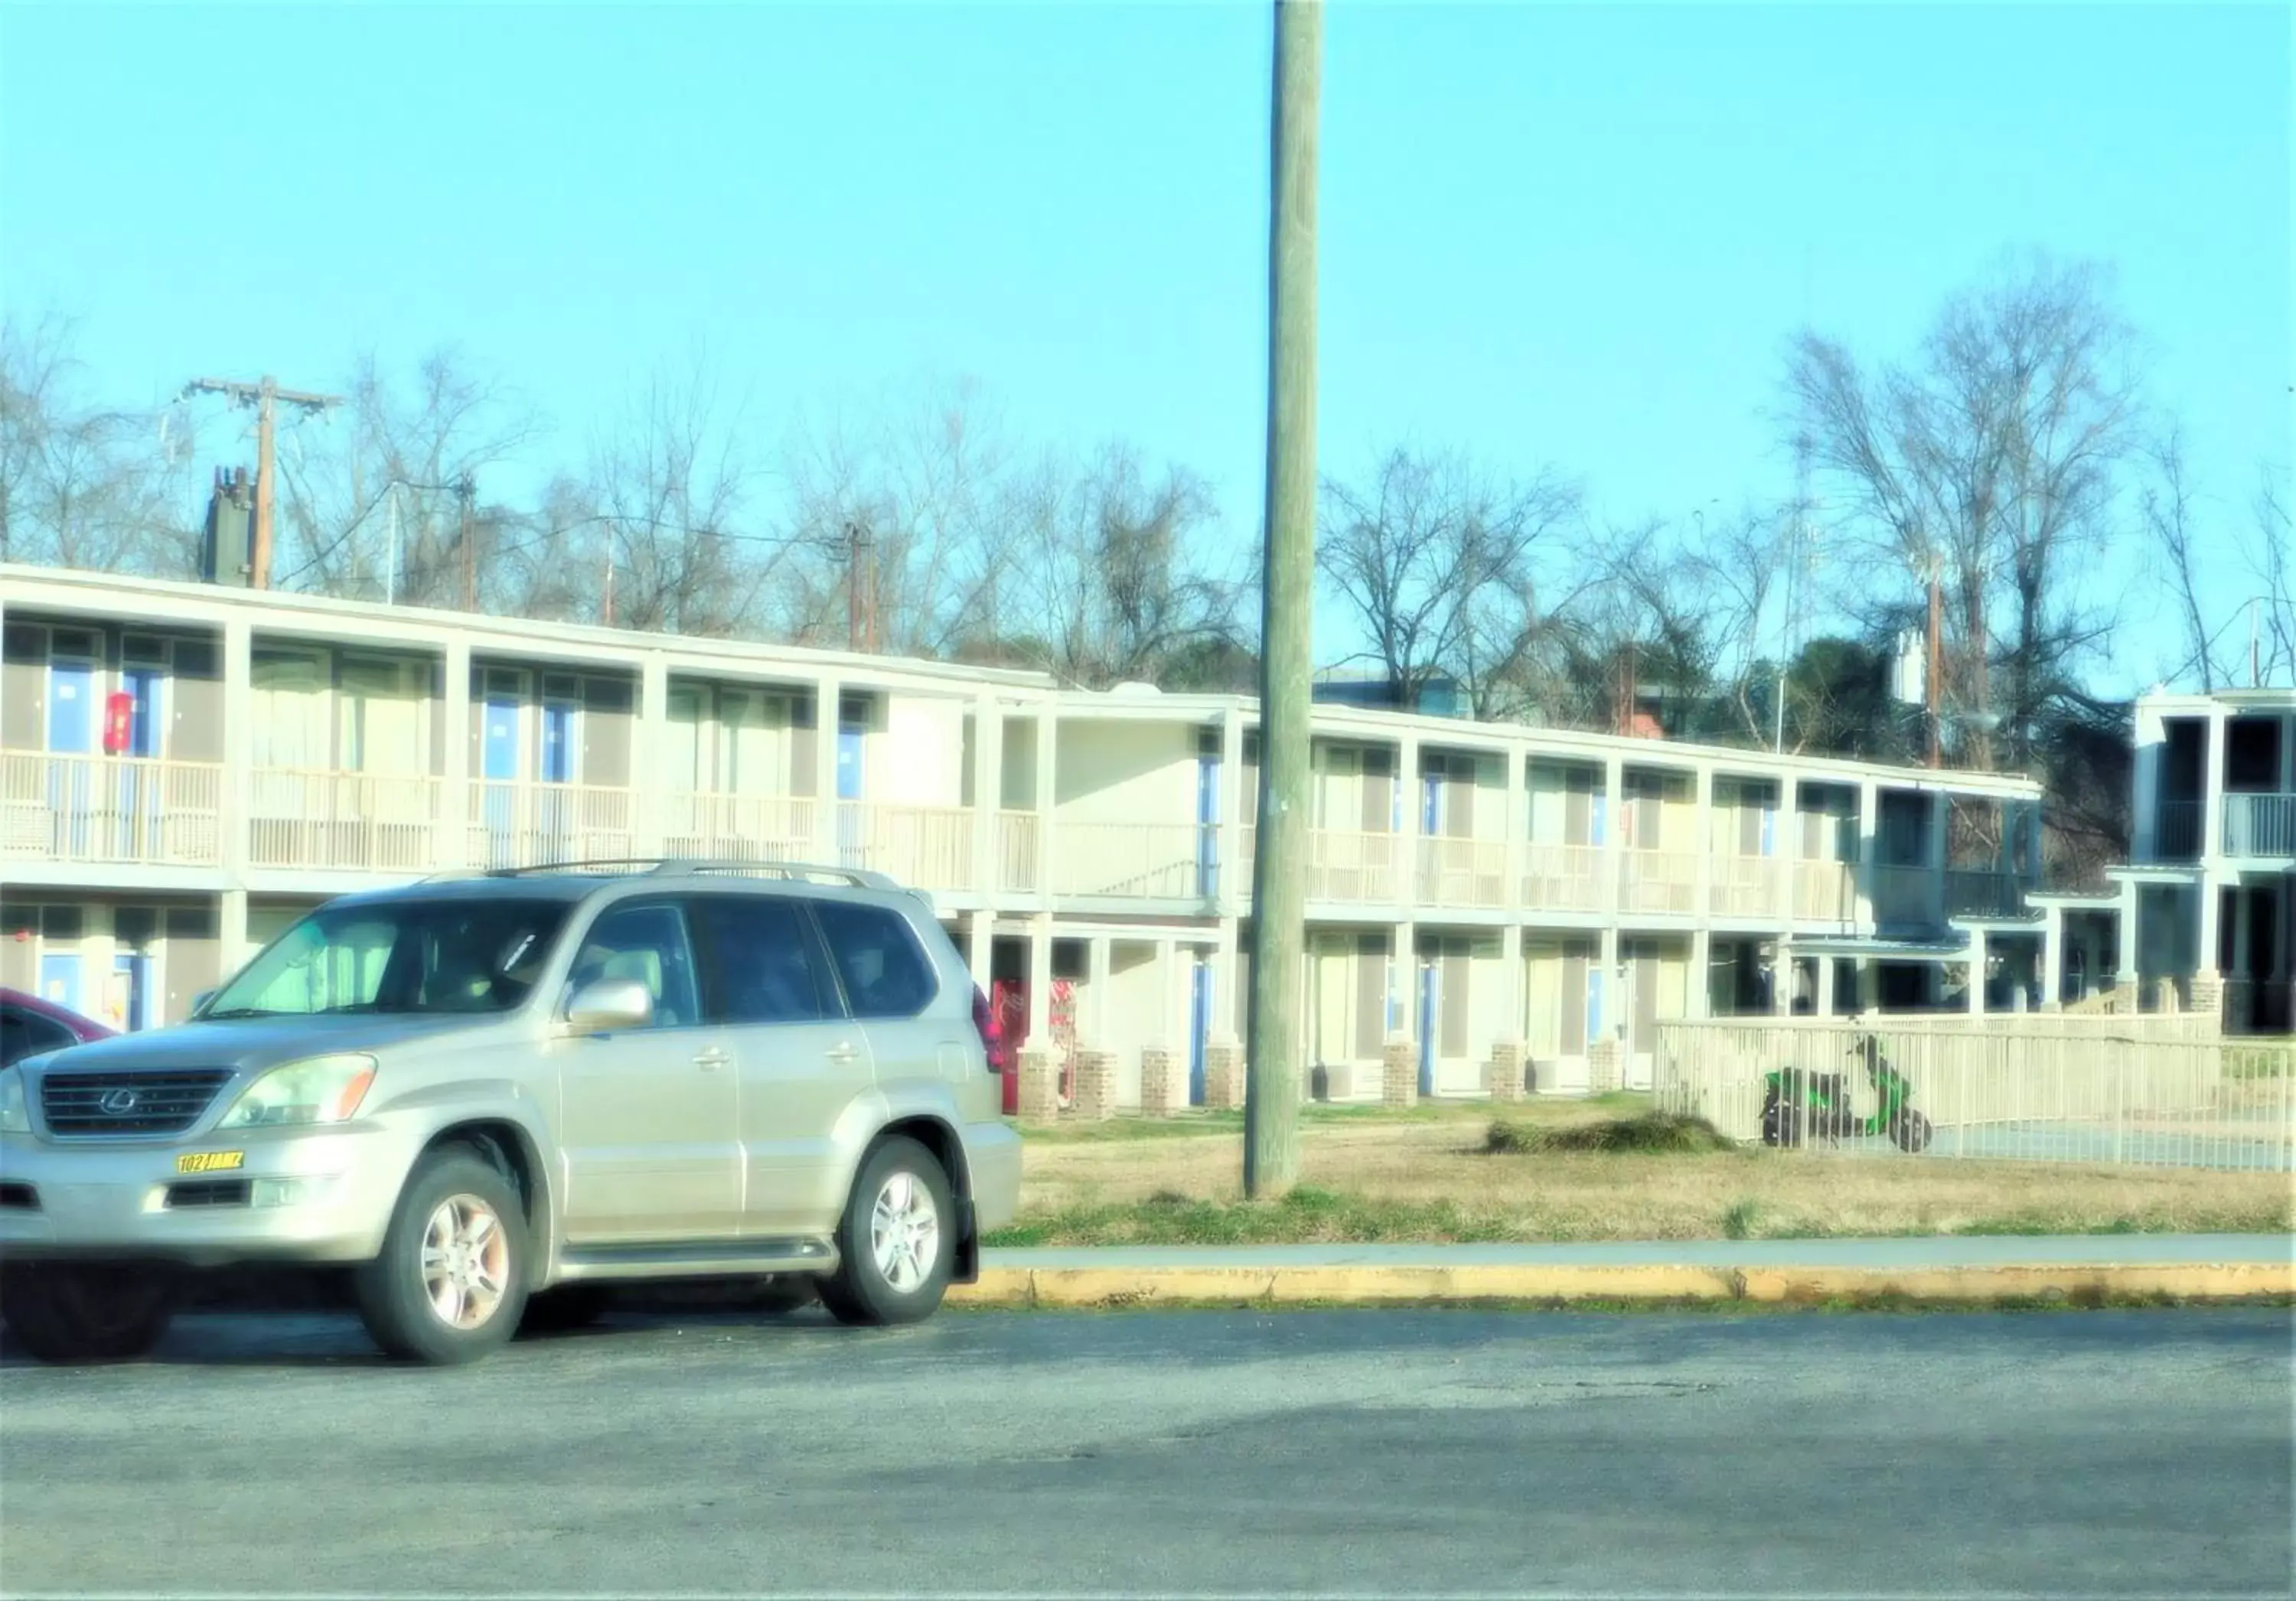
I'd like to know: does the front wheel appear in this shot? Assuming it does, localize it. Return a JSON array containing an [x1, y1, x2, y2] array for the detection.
[[354, 1149, 530, 1365], [818, 1136, 955, 1328], [1889, 1110, 1935, 1154], [0, 1263, 180, 1364]]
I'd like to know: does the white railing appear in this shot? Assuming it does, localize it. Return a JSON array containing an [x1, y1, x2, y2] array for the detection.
[[1873, 864, 1938, 927], [1709, 854, 1784, 919], [1052, 820, 1210, 899], [1308, 829, 1400, 904], [1521, 842, 1603, 912], [837, 803, 974, 891], [1619, 849, 1698, 914], [1417, 836, 1508, 908], [2223, 793, 2296, 859], [0, 752, 224, 866], [997, 810, 1039, 893], [660, 791, 814, 865], [1656, 1016, 2292, 1171], [249, 768, 441, 872], [1794, 858, 1857, 923], [468, 782, 635, 870]]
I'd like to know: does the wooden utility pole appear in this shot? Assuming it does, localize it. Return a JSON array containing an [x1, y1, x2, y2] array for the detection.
[[1925, 555, 1944, 768], [457, 474, 478, 611], [179, 376, 339, 589], [845, 520, 879, 653], [1245, 0, 1322, 1200]]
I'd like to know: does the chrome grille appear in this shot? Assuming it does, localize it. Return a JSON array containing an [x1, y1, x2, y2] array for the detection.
[[40, 1069, 236, 1137]]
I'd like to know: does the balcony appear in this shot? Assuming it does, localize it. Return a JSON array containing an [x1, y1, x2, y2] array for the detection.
[[1052, 820, 1210, 900], [837, 803, 974, 892], [1619, 849, 1698, 915], [2155, 799, 2201, 860], [996, 811, 1039, 893], [0, 753, 223, 868], [1945, 869, 2029, 921], [1793, 859, 1857, 924], [1521, 842, 1603, 912], [468, 781, 634, 870], [1417, 836, 1508, 908], [660, 791, 814, 864], [1709, 855, 1785, 920], [1309, 829, 1401, 903], [1872, 864, 1938, 927], [2223, 793, 2296, 859], [249, 769, 441, 872]]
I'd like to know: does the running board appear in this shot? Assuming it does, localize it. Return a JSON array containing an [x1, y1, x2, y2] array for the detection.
[[551, 1237, 839, 1283]]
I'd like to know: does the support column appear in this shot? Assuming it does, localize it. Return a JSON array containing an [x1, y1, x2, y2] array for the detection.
[[1598, 925, 1621, 1039], [2196, 877, 2223, 980], [2115, 876, 2141, 986], [1499, 921, 1523, 1049], [636, 654, 669, 857], [1815, 952, 1838, 1017], [1856, 778, 1880, 931], [1397, 733, 1423, 915], [1502, 748, 1528, 922], [1219, 709, 1246, 916], [220, 616, 253, 892], [970, 693, 1002, 902], [1026, 915, 1054, 1042], [439, 636, 471, 869], [2201, 706, 2229, 862], [965, 911, 993, 992], [1968, 933, 1987, 1016], [1692, 764, 1717, 921], [218, 889, 249, 984], [1926, 788, 1950, 925], [811, 676, 843, 866], [1086, 934, 1112, 1046], [1395, 918, 1419, 1045], [2041, 904, 2066, 1009], [1602, 754, 1626, 916], [1688, 927, 1712, 1019], [1033, 706, 1058, 905]]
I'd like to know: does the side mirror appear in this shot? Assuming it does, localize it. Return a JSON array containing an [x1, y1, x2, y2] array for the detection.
[[565, 977, 653, 1035]]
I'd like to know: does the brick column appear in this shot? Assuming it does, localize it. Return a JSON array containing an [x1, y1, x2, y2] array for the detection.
[[1488, 1038, 1525, 1102], [1071, 1048, 1118, 1121], [2187, 971, 2225, 1035], [1015, 1045, 1059, 1120], [1140, 1047, 1185, 1116], [1382, 1032, 1418, 1108], [1202, 1038, 1245, 1110], [1588, 1037, 1622, 1094]]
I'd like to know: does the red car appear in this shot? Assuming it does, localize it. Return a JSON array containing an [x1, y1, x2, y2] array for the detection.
[[0, 987, 116, 1070]]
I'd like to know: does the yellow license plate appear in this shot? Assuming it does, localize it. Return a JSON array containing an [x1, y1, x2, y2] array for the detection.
[[175, 1151, 246, 1175]]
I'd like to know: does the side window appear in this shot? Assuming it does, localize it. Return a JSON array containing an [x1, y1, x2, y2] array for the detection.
[[687, 895, 829, 1025], [2, 1007, 73, 1068], [563, 903, 700, 1029], [813, 903, 936, 1019]]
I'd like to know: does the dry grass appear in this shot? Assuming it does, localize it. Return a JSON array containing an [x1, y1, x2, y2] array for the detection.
[[990, 1096, 2296, 1247]]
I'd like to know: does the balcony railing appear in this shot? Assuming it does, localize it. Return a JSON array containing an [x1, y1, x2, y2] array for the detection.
[[2223, 793, 2296, 859], [468, 781, 634, 870], [1708, 854, 1784, 919], [837, 803, 974, 891], [249, 768, 441, 872], [2155, 798, 2202, 861], [1, 753, 224, 867], [996, 810, 1039, 893], [1417, 836, 1508, 908], [1052, 820, 1211, 899], [660, 791, 814, 865], [1793, 858, 1857, 924], [1521, 842, 1603, 912], [1873, 864, 1938, 927], [1619, 849, 1698, 915], [1309, 829, 1400, 903], [1945, 868, 2029, 921]]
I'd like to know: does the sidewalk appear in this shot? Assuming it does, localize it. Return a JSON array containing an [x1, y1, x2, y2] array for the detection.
[[953, 1234, 2294, 1308]]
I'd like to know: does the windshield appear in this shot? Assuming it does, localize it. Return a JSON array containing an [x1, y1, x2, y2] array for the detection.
[[203, 899, 572, 1019]]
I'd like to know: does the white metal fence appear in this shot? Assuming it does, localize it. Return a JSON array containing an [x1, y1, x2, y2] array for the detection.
[[1656, 1016, 2294, 1172]]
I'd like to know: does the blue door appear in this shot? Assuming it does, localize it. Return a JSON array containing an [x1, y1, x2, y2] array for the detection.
[[836, 716, 864, 865], [115, 953, 154, 1032], [481, 686, 520, 866], [39, 954, 81, 1018], [1188, 960, 1212, 1105], [1423, 771, 1441, 834], [539, 701, 576, 859], [120, 667, 162, 857], [47, 660, 95, 856], [1195, 748, 1221, 898], [1417, 960, 1438, 1096]]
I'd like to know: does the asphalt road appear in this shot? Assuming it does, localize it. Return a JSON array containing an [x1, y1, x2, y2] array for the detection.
[[2, 1305, 2289, 1596]]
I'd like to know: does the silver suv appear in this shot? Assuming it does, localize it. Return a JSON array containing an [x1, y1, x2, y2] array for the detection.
[[0, 861, 1021, 1365]]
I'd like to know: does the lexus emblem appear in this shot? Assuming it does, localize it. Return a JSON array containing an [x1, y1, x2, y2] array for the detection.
[[98, 1087, 141, 1117]]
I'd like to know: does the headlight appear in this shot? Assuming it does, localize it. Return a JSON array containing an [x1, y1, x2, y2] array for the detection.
[[0, 1068, 26, 1134], [217, 1054, 377, 1130]]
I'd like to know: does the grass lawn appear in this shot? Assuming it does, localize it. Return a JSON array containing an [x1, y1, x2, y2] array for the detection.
[[986, 1094, 2296, 1247]]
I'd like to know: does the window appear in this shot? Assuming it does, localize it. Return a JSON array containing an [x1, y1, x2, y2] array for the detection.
[[687, 895, 829, 1024], [813, 902, 934, 1019], [204, 898, 572, 1018], [564, 903, 699, 1029], [1, 1004, 76, 1068]]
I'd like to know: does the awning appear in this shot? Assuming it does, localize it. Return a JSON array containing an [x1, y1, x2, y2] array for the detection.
[[1782, 933, 1970, 963]]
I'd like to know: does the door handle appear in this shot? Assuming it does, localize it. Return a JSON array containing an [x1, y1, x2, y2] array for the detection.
[[693, 1047, 730, 1071], [827, 1042, 859, 1065]]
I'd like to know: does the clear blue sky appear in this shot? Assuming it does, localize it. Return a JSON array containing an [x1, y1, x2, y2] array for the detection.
[[2, 2, 2288, 693]]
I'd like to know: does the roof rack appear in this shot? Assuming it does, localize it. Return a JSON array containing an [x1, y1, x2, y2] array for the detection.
[[481, 857, 903, 890]]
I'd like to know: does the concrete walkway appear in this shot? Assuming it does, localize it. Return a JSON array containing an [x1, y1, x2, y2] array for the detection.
[[957, 1234, 2294, 1308]]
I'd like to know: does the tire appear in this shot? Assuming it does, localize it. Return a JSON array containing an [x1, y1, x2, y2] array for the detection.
[[517, 1283, 614, 1337], [1769, 1104, 1804, 1151], [0, 1263, 180, 1364], [817, 1136, 955, 1329], [1890, 1109, 1935, 1155], [354, 1149, 530, 1365]]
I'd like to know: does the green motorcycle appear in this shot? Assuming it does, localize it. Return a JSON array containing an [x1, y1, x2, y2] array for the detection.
[[1760, 1033, 1933, 1153]]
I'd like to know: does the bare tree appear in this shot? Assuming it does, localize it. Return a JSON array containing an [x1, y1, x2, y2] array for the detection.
[[2247, 468, 2296, 686], [1786, 251, 2139, 771], [2139, 423, 2219, 689], [1316, 445, 1580, 716]]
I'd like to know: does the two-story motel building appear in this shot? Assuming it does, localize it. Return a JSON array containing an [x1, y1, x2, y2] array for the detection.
[[2, 563, 2056, 1105]]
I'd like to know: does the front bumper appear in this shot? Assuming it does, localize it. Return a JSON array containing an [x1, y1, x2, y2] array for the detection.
[[0, 1120, 426, 1267]]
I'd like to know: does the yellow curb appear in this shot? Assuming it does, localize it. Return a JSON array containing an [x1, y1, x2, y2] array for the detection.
[[947, 1260, 2296, 1309]]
